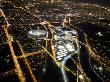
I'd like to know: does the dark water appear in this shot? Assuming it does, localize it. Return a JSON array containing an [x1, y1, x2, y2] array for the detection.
[[76, 23, 105, 82], [80, 45, 102, 82], [43, 56, 64, 82]]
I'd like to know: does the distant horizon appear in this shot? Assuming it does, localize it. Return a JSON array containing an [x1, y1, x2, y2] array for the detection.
[[63, 0, 110, 7]]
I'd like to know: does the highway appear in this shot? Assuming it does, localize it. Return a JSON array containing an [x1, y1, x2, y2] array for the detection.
[[0, 9, 26, 82]]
